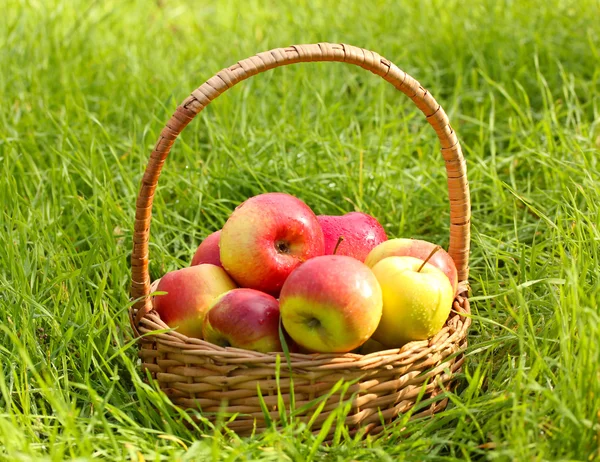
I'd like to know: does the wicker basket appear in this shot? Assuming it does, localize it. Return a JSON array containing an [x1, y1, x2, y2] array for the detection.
[[129, 43, 471, 437]]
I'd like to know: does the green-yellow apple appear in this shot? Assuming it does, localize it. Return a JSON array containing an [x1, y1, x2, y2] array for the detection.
[[370, 256, 454, 347], [279, 255, 382, 353], [317, 212, 387, 262], [365, 238, 458, 295], [191, 230, 222, 267], [202, 288, 283, 352], [154, 264, 237, 338], [220, 193, 324, 296]]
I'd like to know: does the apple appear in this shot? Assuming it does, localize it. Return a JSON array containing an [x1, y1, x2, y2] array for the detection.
[[153, 264, 237, 338], [191, 230, 223, 267], [365, 238, 458, 295], [202, 288, 283, 352], [279, 255, 383, 353], [370, 256, 454, 348], [220, 193, 324, 296], [317, 212, 387, 262]]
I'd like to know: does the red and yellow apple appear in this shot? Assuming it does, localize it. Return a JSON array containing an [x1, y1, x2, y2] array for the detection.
[[220, 193, 324, 296], [317, 212, 387, 262], [370, 256, 454, 347], [365, 238, 458, 295], [279, 255, 382, 353], [153, 264, 237, 338], [191, 230, 222, 267], [202, 288, 283, 352]]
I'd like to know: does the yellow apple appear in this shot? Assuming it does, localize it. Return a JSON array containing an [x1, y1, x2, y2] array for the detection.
[[370, 256, 454, 348], [365, 238, 458, 295]]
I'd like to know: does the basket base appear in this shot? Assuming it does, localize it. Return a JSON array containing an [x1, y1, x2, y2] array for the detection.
[[136, 296, 470, 437]]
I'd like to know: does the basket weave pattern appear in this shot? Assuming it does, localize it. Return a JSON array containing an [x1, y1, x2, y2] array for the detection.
[[129, 43, 471, 436]]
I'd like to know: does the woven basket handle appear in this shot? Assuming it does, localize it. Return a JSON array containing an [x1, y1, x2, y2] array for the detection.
[[130, 43, 470, 326]]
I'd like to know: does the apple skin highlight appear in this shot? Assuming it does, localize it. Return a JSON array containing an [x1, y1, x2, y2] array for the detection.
[[279, 255, 382, 353], [220, 193, 324, 297]]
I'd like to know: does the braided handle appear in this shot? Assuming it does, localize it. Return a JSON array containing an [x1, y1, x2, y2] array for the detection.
[[130, 43, 470, 326]]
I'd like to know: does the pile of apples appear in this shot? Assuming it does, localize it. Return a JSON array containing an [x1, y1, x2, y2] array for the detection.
[[153, 193, 458, 354]]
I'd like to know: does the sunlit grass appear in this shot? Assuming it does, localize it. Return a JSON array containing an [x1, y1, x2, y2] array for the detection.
[[1, 0, 599, 459]]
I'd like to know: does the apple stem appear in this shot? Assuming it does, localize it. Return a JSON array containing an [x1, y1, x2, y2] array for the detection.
[[333, 236, 345, 255], [417, 245, 442, 273]]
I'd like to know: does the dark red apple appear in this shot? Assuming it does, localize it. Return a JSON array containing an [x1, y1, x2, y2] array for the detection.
[[202, 288, 283, 352], [191, 230, 222, 267], [317, 212, 387, 262], [219, 193, 325, 296]]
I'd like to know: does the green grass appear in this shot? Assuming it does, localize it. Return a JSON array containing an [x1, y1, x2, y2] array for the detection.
[[1, 0, 599, 459]]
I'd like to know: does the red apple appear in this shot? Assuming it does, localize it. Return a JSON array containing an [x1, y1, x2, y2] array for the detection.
[[279, 255, 383, 353], [220, 193, 324, 296], [191, 230, 222, 267], [317, 212, 387, 262], [365, 238, 458, 295], [202, 288, 283, 352], [154, 264, 237, 338]]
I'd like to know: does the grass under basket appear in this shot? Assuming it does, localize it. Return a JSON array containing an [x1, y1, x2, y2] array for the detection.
[[1, 0, 599, 460]]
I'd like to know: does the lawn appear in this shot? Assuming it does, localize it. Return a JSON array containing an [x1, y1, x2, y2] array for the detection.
[[1, 0, 599, 460]]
